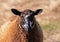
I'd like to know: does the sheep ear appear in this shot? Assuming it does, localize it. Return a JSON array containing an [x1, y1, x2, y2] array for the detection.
[[34, 9, 43, 15], [11, 9, 22, 15]]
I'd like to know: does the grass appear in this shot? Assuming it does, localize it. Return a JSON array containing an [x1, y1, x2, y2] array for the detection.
[[39, 19, 60, 33], [41, 23, 57, 32]]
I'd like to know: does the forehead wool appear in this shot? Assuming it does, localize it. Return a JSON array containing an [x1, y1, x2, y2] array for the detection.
[[22, 9, 33, 15]]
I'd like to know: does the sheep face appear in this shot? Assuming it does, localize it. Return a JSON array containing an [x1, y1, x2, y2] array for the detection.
[[11, 9, 43, 32]]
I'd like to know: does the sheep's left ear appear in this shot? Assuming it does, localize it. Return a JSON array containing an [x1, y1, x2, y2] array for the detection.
[[34, 9, 43, 15], [11, 9, 22, 15]]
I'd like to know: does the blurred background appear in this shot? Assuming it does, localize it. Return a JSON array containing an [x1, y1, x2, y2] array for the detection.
[[0, 0, 60, 42]]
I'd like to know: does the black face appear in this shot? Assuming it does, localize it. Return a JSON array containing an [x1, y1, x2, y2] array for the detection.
[[11, 9, 43, 32], [20, 10, 34, 32]]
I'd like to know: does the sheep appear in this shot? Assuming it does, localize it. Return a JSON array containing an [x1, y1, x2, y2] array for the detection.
[[0, 9, 43, 42], [11, 9, 43, 42]]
